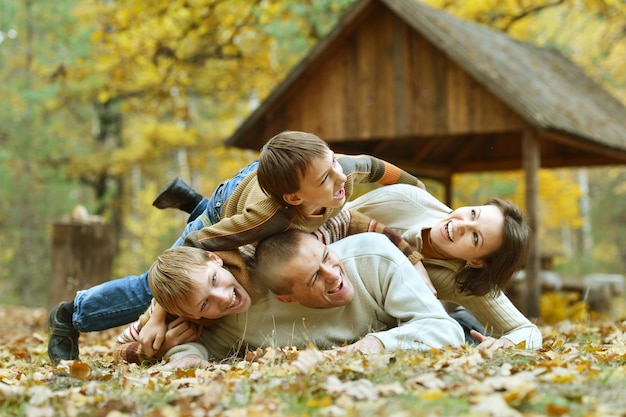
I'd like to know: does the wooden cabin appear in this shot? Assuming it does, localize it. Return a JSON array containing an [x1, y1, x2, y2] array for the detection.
[[226, 0, 626, 316]]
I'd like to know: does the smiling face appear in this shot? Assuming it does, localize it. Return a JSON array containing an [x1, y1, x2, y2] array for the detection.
[[429, 205, 505, 265], [177, 254, 251, 320], [283, 150, 347, 215], [276, 234, 354, 308]]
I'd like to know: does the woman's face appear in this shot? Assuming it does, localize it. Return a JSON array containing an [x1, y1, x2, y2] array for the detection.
[[429, 204, 504, 265]]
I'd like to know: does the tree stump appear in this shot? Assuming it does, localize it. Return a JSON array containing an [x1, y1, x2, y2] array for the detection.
[[48, 207, 116, 309]]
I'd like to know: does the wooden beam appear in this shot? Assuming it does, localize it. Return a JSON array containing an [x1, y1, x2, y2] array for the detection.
[[455, 159, 523, 172], [523, 125, 541, 319], [394, 162, 454, 180], [541, 130, 626, 163], [455, 154, 626, 172], [411, 139, 441, 166]]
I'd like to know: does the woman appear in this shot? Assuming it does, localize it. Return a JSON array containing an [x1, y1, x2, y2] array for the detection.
[[345, 184, 540, 350]]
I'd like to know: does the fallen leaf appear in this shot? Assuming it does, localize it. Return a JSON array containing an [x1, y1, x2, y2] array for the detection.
[[470, 393, 523, 417], [69, 361, 91, 379]]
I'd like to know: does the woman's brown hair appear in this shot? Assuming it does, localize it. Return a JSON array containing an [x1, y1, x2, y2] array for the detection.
[[456, 198, 530, 296]]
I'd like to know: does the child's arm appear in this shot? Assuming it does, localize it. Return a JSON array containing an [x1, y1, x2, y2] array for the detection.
[[114, 307, 155, 364], [313, 209, 436, 295], [138, 300, 168, 356], [314, 209, 422, 263], [337, 154, 426, 189], [184, 190, 294, 251], [153, 318, 203, 359], [114, 315, 202, 365]]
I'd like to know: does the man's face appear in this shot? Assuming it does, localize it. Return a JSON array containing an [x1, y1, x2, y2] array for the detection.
[[286, 150, 347, 215], [277, 234, 355, 308], [178, 254, 251, 320], [429, 204, 504, 264]]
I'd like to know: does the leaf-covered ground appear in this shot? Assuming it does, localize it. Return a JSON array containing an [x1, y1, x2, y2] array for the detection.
[[2, 305, 626, 417]]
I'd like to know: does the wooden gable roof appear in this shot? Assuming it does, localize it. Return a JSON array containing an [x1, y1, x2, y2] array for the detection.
[[226, 0, 626, 181]]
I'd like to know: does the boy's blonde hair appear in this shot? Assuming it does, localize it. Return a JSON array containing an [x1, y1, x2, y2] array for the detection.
[[257, 131, 330, 204], [148, 246, 214, 317]]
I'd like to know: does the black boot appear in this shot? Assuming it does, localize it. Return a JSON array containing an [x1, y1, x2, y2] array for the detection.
[[48, 301, 79, 364], [152, 177, 203, 214]]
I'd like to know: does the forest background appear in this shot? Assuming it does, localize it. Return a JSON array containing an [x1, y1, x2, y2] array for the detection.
[[0, 0, 624, 308]]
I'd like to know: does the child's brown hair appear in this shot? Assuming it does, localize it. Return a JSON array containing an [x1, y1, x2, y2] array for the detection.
[[257, 131, 330, 204]]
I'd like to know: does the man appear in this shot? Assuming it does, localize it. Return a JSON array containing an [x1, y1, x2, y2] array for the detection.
[[161, 232, 465, 367]]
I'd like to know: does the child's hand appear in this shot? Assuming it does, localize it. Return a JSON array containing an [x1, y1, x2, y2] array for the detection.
[[413, 261, 437, 296], [156, 318, 202, 357], [139, 302, 168, 356]]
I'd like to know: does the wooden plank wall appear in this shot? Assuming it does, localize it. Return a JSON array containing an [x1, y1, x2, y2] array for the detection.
[[252, 1, 523, 146]]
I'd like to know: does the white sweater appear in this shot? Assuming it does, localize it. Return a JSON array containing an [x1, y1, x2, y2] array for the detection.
[[346, 184, 542, 348], [166, 233, 465, 361]]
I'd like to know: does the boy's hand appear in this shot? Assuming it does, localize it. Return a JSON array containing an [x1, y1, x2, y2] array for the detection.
[[139, 302, 168, 356], [155, 318, 202, 358], [413, 261, 437, 296]]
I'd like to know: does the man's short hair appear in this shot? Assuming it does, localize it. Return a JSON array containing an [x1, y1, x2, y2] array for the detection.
[[253, 229, 310, 295]]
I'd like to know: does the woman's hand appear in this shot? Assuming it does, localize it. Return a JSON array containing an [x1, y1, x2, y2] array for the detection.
[[470, 330, 515, 351], [327, 335, 384, 355]]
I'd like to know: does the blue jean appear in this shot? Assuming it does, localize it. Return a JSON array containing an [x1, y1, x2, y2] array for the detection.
[[72, 160, 259, 331]]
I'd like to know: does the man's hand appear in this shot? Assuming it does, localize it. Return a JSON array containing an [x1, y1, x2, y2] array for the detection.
[[414, 261, 437, 296], [139, 302, 168, 356], [470, 330, 515, 351], [330, 335, 384, 355]]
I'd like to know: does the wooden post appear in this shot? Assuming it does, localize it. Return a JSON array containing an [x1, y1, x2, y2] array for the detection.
[[48, 206, 116, 309], [443, 174, 453, 208], [522, 126, 541, 319]]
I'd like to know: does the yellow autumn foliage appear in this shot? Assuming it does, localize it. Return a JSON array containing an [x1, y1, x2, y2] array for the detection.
[[19, 0, 625, 286], [420, 0, 625, 106], [540, 291, 589, 324], [453, 168, 583, 256]]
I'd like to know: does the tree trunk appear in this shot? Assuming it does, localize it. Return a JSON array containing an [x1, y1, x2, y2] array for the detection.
[[48, 219, 115, 309]]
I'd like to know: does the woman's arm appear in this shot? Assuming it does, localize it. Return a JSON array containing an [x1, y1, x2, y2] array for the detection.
[[312, 210, 436, 295], [428, 262, 542, 349]]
